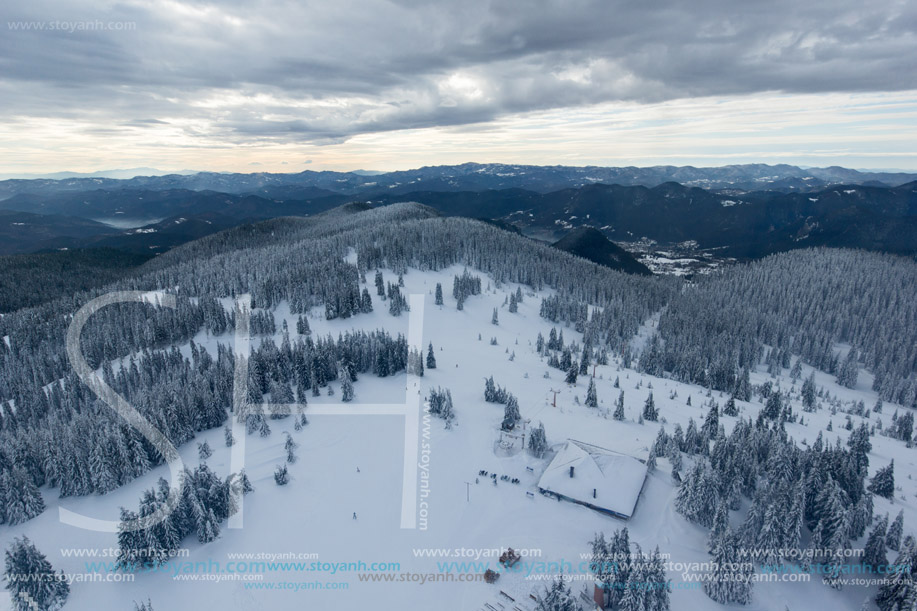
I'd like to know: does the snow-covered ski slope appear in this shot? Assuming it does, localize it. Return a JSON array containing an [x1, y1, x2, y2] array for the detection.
[[1, 259, 913, 611]]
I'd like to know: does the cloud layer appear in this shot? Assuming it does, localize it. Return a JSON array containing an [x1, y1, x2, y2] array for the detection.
[[1, 0, 915, 170]]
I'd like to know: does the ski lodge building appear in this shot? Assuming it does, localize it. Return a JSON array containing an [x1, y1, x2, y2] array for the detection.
[[536, 439, 648, 520]]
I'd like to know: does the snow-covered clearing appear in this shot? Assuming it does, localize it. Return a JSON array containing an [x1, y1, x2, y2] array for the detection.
[[0, 263, 912, 611]]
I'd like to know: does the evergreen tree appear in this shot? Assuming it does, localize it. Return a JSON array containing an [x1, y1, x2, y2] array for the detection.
[[876, 535, 917, 611], [4, 537, 69, 611], [296, 314, 311, 335], [847, 423, 872, 476], [360, 287, 373, 313], [892, 411, 914, 443], [340, 363, 355, 402], [284, 433, 298, 464], [642, 393, 658, 422], [707, 501, 730, 553], [887, 510, 904, 552], [484, 376, 497, 402], [565, 362, 578, 385], [502, 396, 521, 431], [868, 461, 895, 500], [704, 529, 753, 605], [535, 575, 582, 611], [197, 441, 212, 461], [675, 461, 718, 527], [435, 283, 443, 305], [838, 348, 859, 389], [274, 464, 289, 486], [701, 403, 719, 439], [613, 391, 625, 421], [723, 395, 738, 417], [426, 343, 437, 369], [585, 379, 598, 408], [529, 423, 548, 457], [864, 514, 889, 570], [802, 372, 817, 411], [790, 358, 803, 380], [579, 355, 589, 376], [440, 389, 455, 429], [491, 308, 499, 325], [4, 469, 45, 525], [762, 390, 782, 420]]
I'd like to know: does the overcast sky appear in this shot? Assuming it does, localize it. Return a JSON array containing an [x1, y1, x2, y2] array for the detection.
[[1, 0, 916, 175]]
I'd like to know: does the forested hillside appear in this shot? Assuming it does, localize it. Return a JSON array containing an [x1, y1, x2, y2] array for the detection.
[[0, 203, 915, 610]]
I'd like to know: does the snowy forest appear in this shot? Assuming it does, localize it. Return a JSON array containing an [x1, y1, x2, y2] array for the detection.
[[0, 202, 915, 611]]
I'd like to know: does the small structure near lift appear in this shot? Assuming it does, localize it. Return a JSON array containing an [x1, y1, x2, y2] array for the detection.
[[536, 439, 648, 520]]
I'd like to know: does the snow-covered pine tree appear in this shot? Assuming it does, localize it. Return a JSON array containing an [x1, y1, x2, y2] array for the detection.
[[340, 362, 355, 402], [484, 376, 497, 402], [868, 461, 895, 499], [441, 390, 455, 429], [4, 537, 69, 611], [296, 314, 311, 335], [704, 529, 753, 605], [274, 465, 289, 486], [674, 461, 718, 527], [502, 396, 521, 431], [790, 358, 802, 380], [534, 575, 582, 611], [426, 343, 437, 369], [613, 391, 625, 421], [283, 432, 299, 464], [875, 535, 916, 611], [642, 392, 658, 422], [701, 403, 719, 439], [565, 362, 578, 385], [762, 391, 782, 420], [529, 423, 547, 457], [864, 514, 889, 570], [886, 510, 904, 552], [585, 379, 598, 408], [838, 348, 859, 389], [435, 283, 443, 305]]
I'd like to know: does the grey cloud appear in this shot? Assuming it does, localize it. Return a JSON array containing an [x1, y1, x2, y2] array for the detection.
[[0, 0, 914, 143]]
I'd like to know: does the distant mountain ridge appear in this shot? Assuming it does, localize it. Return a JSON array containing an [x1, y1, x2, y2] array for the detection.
[[1, 162, 915, 201], [0, 166, 914, 259], [552, 227, 653, 275]]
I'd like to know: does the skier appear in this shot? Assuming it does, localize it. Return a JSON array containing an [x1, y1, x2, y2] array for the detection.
[[353, 512, 357, 520], [356, 467, 360, 473]]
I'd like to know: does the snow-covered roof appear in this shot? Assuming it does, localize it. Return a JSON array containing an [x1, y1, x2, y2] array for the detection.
[[537, 440, 647, 518]]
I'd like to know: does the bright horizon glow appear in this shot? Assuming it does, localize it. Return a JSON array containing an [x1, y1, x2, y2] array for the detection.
[[1, 91, 916, 177]]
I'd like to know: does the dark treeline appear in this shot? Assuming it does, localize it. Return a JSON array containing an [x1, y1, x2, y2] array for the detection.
[[645, 249, 917, 407], [0, 248, 153, 313]]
